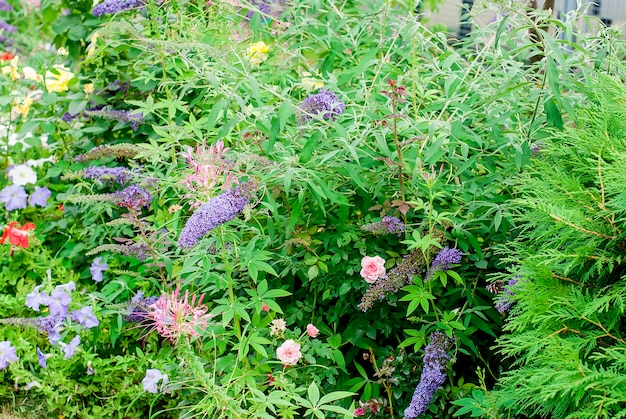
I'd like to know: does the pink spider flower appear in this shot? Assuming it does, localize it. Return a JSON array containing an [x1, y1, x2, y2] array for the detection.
[[180, 140, 238, 200], [144, 286, 213, 344]]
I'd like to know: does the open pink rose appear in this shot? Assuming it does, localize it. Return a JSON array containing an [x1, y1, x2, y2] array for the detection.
[[276, 339, 302, 366], [360, 255, 386, 284], [306, 324, 319, 338]]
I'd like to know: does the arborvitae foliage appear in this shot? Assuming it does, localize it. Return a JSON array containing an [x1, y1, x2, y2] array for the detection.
[[493, 75, 626, 418]]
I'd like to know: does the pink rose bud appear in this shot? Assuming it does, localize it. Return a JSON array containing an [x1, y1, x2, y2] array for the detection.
[[360, 255, 386, 284], [306, 323, 319, 338], [276, 339, 302, 366], [261, 302, 270, 312]]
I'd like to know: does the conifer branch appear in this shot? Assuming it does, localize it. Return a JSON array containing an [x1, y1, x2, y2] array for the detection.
[[580, 316, 626, 345], [549, 215, 616, 240]]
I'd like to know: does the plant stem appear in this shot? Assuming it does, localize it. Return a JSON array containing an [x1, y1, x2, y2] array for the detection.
[[391, 99, 406, 203], [218, 227, 242, 341]]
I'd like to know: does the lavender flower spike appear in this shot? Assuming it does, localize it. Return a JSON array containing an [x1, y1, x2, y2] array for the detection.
[[495, 277, 519, 314], [405, 332, 454, 419], [297, 89, 346, 124], [178, 183, 254, 249], [92, 0, 144, 17], [424, 247, 463, 281], [361, 216, 406, 236]]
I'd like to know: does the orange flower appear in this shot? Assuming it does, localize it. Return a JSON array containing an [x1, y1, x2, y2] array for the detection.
[[0, 221, 36, 248], [0, 51, 15, 61]]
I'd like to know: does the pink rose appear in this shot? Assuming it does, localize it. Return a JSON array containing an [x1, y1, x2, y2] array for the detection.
[[276, 339, 302, 366], [360, 255, 386, 284], [306, 324, 319, 338]]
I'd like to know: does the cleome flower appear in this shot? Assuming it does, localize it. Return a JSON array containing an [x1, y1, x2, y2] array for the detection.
[[143, 286, 213, 344]]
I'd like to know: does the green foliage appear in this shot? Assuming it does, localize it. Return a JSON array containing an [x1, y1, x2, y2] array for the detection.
[[490, 75, 626, 418]]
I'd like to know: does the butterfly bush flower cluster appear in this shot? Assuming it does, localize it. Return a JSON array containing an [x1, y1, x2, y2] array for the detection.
[[359, 250, 427, 312], [126, 291, 159, 322], [361, 216, 406, 236], [424, 247, 463, 281], [495, 277, 519, 314], [73, 144, 142, 162], [85, 109, 144, 131], [297, 89, 346, 124], [93, 0, 144, 17], [178, 181, 255, 249], [404, 332, 454, 419], [82, 166, 132, 185]]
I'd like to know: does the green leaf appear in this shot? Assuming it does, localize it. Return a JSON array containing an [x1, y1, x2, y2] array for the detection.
[[307, 382, 320, 406]]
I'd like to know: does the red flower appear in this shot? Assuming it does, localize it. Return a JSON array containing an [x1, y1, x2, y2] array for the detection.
[[1, 222, 36, 249], [261, 302, 270, 312], [0, 51, 15, 61]]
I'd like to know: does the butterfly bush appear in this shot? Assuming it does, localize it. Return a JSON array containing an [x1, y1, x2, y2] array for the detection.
[[178, 182, 255, 249], [297, 89, 346, 124], [404, 332, 454, 419], [92, 0, 144, 17], [424, 247, 463, 281], [495, 277, 519, 314], [361, 216, 406, 236]]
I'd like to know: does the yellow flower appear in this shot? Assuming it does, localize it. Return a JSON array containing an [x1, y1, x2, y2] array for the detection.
[[300, 72, 324, 91], [45, 67, 74, 93], [247, 41, 270, 66], [86, 32, 98, 57], [12, 95, 35, 119], [1, 55, 20, 81], [23, 67, 43, 83], [84, 83, 94, 95]]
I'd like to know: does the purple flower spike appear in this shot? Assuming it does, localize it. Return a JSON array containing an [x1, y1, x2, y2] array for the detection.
[[495, 278, 519, 314], [297, 89, 346, 124], [0, 184, 28, 211], [61, 335, 80, 359], [112, 184, 152, 209], [92, 0, 144, 17], [26, 285, 50, 311], [0, 341, 18, 369], [361, 216, 406, 236], [178, 183, 254, 249], [47, 289, 71, 316], [29, 187, 52, 207], [70, 306, 99, 329], [0, 0, 13, 11], [82, 166, 132, 185], [404, 332, 454, 419], [425, 247, 463, 281], [90, 257, 108, 282]]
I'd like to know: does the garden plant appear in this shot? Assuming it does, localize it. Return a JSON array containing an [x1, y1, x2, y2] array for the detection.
[[0, 0, 625, 417]]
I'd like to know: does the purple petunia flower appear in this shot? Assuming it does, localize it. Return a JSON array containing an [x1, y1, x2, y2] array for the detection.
[[297, 89, 346, 124], [0, 184, 28, 211], [404, 332, 454, 419], [28, 187, 52, 207], [178, 183, 254, 249], [424, 247, 463, 281], [70, 306, 99, 329], [26, 285, 50, 311], [37, 347, 48, 368], [142, 368, 168, 393], [55, 281, 76, 294], [92, 0, 144, 17], [90, 257, 108, 282], [47, 289, 71, 317], [0, 341, 18, 369], [60, 335, 80, 359]]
